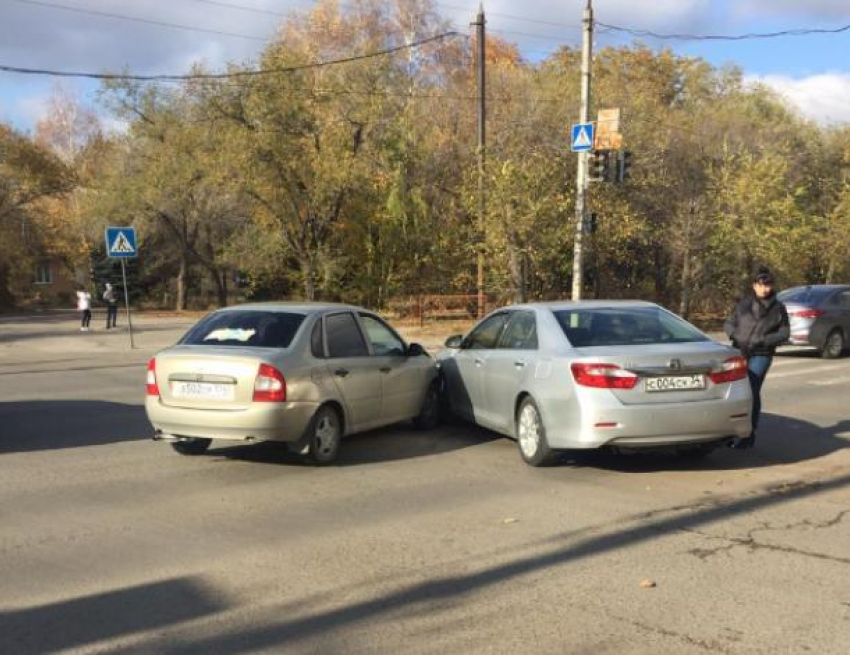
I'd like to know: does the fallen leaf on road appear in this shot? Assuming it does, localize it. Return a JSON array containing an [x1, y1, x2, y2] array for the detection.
[[639, 579, 657, 588], [502, 518, 519, 524]]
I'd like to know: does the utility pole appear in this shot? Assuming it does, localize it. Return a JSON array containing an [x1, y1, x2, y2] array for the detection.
[[571, 0, 593, 301], [473, 4, 486, 318]]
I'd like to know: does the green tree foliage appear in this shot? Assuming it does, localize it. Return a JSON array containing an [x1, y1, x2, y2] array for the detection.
[[10, 1, 845, 315]]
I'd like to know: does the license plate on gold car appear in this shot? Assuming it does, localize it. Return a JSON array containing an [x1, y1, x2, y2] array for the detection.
[[172, 381, 235, 400], [645, 374, 706, 392]]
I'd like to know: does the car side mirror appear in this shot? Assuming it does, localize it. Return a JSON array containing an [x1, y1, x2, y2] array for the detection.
[[444, 334, 464, 349], [407, 342, 427, 357]]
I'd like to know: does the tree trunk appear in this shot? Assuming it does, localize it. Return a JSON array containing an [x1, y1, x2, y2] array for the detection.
[[679, 249, 692, 319], [302, 257, 317, 301], [213, 269, 227, 307], [176, 256, 188, 311]]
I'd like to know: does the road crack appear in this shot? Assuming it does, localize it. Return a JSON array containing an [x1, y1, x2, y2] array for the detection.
[[683, 509, 850, 564]]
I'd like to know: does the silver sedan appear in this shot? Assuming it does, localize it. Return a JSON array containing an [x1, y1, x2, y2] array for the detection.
[[145, 303, 439, 464], [437, 301, 752, 466]]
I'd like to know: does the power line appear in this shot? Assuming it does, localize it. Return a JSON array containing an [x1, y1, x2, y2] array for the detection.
[[596, 20, 850, 41], [183, 0, 290, 17], [0, 32, 462, 81], [11, 0, 271, 42]]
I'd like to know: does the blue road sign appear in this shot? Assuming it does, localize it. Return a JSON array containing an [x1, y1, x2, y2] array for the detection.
[[571, 122, 594, 152], [105, 227, 137, 258]]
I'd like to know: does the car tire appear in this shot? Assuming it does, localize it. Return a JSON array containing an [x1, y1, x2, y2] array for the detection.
[[305, 405, 342, 465], [516, 397, 557, 467], [413, 382, 440, 430], [170, 437, 211, 456], [821, 329, 845, 359]]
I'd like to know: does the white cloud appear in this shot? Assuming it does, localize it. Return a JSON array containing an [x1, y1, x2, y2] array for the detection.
[[749, 73, 850, 125]]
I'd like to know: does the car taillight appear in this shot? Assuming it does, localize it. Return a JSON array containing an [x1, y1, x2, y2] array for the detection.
[[708, 356, 748, 384], [146, 358, 160, 396], [253, 363, 286, 402], [571, 363, 638, 389], [790, 308, 824, 319]]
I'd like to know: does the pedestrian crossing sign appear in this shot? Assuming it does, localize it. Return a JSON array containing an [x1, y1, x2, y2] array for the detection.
[[571, 122, 594, 152], [105, 227, 137, 258]]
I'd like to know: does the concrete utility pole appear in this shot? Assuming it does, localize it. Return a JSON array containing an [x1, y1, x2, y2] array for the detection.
[[473, 4, 486, 318], [571, 0, 593, 301]]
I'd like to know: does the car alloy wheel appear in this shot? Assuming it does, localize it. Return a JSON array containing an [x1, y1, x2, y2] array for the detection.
[[308, 406, 341, 465], [516, 397, 556, 467], [822, 330, 845, 359]]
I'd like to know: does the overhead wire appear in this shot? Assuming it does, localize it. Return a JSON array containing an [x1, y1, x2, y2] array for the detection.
[[10, 0, 272, 42], [596, 20, 850, 41], [0, 32, 463, 81]]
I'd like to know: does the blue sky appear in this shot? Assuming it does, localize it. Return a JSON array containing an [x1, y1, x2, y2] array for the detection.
[[1, 0, 849, 132]]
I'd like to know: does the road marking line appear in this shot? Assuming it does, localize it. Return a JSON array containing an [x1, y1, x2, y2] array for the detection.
[[769, 363, 850, 379], [807, 376, 850, 386]]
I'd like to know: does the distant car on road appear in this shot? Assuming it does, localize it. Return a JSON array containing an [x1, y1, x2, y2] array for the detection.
[[778, 285, 850, 359], [145, 303, 439, 464], [436, 301, 752, 466]]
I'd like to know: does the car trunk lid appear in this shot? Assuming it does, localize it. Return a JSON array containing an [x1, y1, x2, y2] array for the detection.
[[573, 342, 738, 405], [154, 346, 274, 410]]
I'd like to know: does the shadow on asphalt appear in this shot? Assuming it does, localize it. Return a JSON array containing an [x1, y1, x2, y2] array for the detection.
[[0, 577, 225, 655], [150, 470, 850, 654], [207, 422, 500, 467], [0, 324, 187, 344], [0, 401, 150, 453]]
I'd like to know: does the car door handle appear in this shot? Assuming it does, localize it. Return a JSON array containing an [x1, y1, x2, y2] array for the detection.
[[474, 358, 484, 366], [514, 360, 527, 369], [334, 368, 350, 378], [379, 366, 392, 374]]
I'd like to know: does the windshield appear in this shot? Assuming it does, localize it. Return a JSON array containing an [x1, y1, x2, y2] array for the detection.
[[553, 307, 709, 347], [180, 310, 305, 348]]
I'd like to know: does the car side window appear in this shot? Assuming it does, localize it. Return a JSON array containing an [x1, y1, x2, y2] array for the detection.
[[499, 312, 538, 350], [359, 314, 406, 356], [325, 312, 369, 358], [464, 313, 509, 350]]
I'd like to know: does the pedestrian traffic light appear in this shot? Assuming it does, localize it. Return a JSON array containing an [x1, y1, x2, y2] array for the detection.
[[589, 150, 611, 181], [616, 150, 633, 183]]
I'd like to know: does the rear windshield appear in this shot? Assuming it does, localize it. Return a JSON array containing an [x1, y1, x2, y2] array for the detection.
[[180, 310, 305, 348], [553, 307, 709, 347], [778, 287, 835, 305]]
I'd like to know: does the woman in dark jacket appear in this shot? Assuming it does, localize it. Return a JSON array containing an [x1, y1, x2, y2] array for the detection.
[[724, 267, 790, 448]]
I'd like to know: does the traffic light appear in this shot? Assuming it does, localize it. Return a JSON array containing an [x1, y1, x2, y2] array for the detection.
[[589, 150, 611, 181], [616, 150, 633, 183]]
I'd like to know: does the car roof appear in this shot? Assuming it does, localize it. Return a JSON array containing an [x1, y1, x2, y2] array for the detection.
[[215, 301, 362, 315], [505, 300, 659, 311], [782, 284, 850, 292]]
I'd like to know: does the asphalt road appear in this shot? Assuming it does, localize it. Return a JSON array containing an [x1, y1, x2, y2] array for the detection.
[[1, 313, 849, 654]]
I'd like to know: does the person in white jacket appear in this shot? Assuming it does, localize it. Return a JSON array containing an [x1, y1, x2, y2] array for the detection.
[[76, 287, 92, 331]]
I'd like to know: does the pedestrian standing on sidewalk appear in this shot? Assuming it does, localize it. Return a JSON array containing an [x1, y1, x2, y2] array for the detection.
[[724, 266, 790, 448], [76, 287, 92, 332], [103, 282, 118, 329]]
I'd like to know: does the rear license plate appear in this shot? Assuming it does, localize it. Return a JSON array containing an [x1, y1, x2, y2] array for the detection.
[[645, 374, 706, 392], [172, 381, 235, 400]]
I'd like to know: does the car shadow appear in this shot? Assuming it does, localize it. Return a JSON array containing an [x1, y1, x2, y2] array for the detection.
[[0, 577, 225, 655], [207, 422, 499, 467], [0, 401, 150, 454], [554, 413, 850, 472]]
